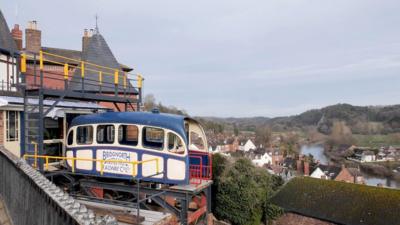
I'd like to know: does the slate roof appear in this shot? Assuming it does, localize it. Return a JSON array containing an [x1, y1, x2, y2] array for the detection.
[[69, 33, 136, 93], [0, 9, 17, 54], [40, 46, 132, 71], [317, 164, 342, 179], [271, 177, 400, 225]]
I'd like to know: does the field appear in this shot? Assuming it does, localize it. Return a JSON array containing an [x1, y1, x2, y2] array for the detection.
[[353, 134, 400, 148]]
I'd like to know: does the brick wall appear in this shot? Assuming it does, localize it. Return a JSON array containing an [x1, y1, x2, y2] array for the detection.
[[273, 213, 337, 225], [25, 65, 72, 90]]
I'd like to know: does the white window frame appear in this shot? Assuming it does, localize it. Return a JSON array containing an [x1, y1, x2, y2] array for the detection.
[[5, 110, 19, 142]]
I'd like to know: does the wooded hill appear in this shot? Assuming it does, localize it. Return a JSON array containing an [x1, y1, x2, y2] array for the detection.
[[198, 104, 400, 135]]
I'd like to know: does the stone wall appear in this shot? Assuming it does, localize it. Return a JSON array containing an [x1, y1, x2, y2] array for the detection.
[[0, 111, 3, 144], [273, 213, 337, 225], [0, 195, 12, 225]]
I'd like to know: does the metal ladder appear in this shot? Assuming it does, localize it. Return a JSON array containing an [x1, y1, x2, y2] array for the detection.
[[23, 91, 44, 169]]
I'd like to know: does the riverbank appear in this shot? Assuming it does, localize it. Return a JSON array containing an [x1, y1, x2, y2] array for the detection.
[[301, 144, 400, 188]]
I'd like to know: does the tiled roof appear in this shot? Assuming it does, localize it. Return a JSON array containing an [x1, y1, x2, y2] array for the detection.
[[271, 177, 400, 225], [0, 10, 17, 54], [69, 33, 136, 93], [39, 46, 132, 71]]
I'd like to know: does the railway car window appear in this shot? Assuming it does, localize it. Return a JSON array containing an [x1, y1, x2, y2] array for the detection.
[[77, 126, 93, 145], [142, 127, 164, 150], [118, 125, 139, 146], [190, 132, 205, 150], [168, 133, 185, 154], [97, 125, 115, 144], [67, 130, 74, 145]]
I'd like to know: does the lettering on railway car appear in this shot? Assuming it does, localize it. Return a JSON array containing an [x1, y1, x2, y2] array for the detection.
[[97, 150, 136, 175]]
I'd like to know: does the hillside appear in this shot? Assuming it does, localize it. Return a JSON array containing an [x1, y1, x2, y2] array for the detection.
[[198, 104, 400, 135]]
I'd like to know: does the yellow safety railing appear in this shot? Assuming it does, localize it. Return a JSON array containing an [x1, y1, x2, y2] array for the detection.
[[29, 141, 39, 169], [23, 154, 159, 177], [20, 50, 144, 89]]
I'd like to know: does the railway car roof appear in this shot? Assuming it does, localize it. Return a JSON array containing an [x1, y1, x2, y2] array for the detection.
[[71, 112, 191, 142]]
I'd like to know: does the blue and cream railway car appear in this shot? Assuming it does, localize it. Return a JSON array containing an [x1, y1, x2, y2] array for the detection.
[[65, 111, 212, 185]]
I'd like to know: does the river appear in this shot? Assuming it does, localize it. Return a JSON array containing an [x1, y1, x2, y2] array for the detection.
[[300, 145, 400, 189]]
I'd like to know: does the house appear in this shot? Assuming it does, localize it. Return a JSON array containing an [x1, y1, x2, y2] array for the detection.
[[252, 152, 272, 167], [335, 166, 364, 184], [17, 21, 137, 112], [269, 148, 284, 166], [310, 164, 341, 180], [219, 137, 239, 152], [0, 10, 18, 92], [271, 177, 400, 225], [0, 10, 134, 159], [282, 157, 296, 169], [310, 164, 364, 184], [239, 139, 256, 152], [353, 149, 376, 162]]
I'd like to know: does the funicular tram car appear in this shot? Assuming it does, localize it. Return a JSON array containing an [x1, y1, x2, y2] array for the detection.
[[65, 111, 212, 185]]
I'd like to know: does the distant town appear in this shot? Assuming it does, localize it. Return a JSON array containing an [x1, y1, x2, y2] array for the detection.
[[205, 130, 400, 188]]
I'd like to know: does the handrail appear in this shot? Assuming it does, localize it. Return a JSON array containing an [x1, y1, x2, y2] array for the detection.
[[22, 52, 143, 89], [23, 154, 159, 177]]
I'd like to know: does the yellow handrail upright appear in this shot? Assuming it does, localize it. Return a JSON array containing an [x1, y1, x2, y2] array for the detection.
[[39, 50, 44, 70], [114, 70, 119, 85], [20, 54, 27, 73], [64, 63, 69, 80], [81, 62, 85, 78]]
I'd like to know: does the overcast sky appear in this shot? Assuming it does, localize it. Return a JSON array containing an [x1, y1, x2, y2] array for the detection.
[[1, 0, 400, 117]]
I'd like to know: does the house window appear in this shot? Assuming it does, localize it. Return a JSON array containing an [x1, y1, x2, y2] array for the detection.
[[118, 125, 138, 146], [142, 127, 164, 150], [97, 125, 115, 144], [76, 126, 93, 145], [6, 111, 19, 142]]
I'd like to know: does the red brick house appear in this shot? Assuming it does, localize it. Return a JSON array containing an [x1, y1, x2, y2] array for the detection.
[[0, 10, 138, 158], [14, 21, 138, 112]]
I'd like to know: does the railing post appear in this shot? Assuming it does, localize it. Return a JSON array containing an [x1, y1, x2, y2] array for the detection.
[[137, 74, 143, 111], [98, 71, 102, 94], [64, 63, 69, 89], [114, 70, 119, 97], [81, 62, 85, 93], [123, 72, 127, 98]]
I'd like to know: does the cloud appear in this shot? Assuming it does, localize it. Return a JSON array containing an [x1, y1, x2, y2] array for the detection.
[[2, 0, 400, 117]]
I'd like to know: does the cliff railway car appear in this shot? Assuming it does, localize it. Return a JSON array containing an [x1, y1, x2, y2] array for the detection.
[[63, 111, 212, 185]]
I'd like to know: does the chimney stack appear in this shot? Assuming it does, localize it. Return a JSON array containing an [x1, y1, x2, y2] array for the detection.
[[82, 28, 92, 52], [304, 161, 310, 176], [11, 24, 23, 50], [297, 160, 303, 174], [25, 21, 41, 53]]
